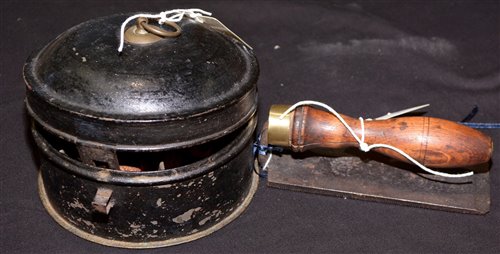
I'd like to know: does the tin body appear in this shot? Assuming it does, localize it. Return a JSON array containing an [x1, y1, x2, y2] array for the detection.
[[24, 14, 259, 248]]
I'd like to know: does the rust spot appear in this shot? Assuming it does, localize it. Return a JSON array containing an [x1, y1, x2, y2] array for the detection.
[[119, 165, 142, 172]]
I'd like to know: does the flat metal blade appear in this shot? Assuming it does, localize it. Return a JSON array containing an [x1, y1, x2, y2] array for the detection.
[[375, 104, 430, 120], [259, 128, 490, 214]]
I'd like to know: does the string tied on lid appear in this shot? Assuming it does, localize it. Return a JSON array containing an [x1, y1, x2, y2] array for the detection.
[[118, 8, 212, 52]]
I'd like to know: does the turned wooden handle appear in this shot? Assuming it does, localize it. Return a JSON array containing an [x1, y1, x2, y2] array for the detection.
[[267, 105, 493, 168]]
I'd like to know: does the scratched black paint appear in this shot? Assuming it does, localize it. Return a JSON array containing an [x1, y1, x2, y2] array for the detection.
[[24, 14, 259, 247], [24, 14, 259, 148]]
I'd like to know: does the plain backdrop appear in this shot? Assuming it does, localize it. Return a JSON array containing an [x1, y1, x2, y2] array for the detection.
[[1, 1, 499, 253]]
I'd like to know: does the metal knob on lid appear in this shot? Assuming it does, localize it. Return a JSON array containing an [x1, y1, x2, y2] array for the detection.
[[124, 17, 181, 45], [24, 12, 259, 248]]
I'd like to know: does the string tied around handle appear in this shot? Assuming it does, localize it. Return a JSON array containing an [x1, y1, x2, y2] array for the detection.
[[279, 100, 473, 178], [118, 8, 212, 52]]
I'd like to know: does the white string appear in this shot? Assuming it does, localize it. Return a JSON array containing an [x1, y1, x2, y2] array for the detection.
[[279, 100, 473, 178], [118, 9, 212, 52], [261, 152, 273, 171]]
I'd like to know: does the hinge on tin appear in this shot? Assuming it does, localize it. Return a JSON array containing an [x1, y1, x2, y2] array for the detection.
[[77, 145, 120, 170]]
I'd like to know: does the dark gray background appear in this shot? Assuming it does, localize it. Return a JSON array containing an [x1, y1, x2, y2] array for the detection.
[[1, 1, 499, 253]]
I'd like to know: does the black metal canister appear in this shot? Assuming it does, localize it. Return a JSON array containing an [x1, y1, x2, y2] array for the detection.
[[23, 13, 259, 248]]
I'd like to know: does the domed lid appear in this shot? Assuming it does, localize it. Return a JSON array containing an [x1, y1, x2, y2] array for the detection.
[[24, 13, 258, 149]]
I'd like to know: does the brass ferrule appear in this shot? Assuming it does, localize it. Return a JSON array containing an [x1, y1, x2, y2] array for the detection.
[[267, 105, 292, 147]]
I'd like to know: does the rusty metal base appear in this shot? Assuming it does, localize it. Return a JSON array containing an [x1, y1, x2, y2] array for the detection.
[[38, 169, 259, 248], [259, 132, 490, 214]]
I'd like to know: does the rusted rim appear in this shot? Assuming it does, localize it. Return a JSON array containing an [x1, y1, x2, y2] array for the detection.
[[37, 169, 259, 248]]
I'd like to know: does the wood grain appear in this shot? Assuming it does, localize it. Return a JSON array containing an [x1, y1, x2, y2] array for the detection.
[[289, 106, 493, 168]]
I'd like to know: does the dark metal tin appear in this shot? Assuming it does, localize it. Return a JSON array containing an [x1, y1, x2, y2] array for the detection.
[[24, 14, 258, 149], [24, 13, 259, 248]]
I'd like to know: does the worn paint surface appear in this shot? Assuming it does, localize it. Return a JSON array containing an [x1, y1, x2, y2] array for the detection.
[[26, 13, 260, 247], [24, 14, 259, 149], [39, 130, 255, 243]]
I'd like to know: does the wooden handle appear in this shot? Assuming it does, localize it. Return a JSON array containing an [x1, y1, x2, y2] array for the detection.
[[268, 105, 493, 168]]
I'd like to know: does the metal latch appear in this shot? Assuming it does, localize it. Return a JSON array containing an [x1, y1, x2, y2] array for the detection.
[[92, 187, 114, 214]]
